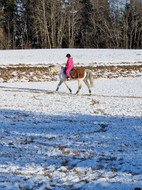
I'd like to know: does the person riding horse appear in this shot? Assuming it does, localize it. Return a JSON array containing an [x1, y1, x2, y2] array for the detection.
[[65, 54, 74, 80], [49, 54, 94, 94]]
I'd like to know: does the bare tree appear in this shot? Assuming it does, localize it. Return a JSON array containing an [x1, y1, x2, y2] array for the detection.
[[0, 0, 141, 49], [64, 0, 80, 48], [122, 0, 142, 48], [90, 0, 115, 48]]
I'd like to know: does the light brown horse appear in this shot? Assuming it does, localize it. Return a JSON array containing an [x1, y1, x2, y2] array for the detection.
[[49, 66, 94, 94]]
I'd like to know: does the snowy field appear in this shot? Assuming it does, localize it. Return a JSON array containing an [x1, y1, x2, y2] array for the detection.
[[0, 48, 142, 66], [0, 49, 142, 190]]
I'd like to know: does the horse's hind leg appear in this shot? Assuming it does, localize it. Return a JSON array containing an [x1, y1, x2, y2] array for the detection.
[[76, 79, 83, 94], [83, 78, 91, 94]]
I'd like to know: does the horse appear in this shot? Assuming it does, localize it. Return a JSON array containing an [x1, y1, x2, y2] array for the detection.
[[49, 65, 94, 94]]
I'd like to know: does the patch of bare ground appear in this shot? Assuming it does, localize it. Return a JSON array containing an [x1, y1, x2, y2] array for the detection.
[[0, 66, 55, 82], [85, 65, 142, 79], [0, 64, 142, 82]]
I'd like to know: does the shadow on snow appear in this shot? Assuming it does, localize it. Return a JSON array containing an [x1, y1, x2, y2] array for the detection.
[[0, 108, 142, 190]]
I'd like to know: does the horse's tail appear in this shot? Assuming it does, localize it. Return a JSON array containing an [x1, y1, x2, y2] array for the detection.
[[86, 70, 94, 88]]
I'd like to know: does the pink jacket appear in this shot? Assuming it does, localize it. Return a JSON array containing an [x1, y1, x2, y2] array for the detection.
[[66, 57, 74, 69], [66, 57, 74, 77]]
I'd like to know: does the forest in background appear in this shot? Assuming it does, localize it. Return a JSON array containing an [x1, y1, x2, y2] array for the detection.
[[0, 0, 141, 50]]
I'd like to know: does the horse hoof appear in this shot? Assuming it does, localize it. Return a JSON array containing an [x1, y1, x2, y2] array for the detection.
[[76, 91, 79, 94], [89, 90, 91, 94], [69, 88, 72, 93]]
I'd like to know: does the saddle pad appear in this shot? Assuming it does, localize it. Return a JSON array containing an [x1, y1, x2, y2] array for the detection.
[[71, 68, 85, 79]]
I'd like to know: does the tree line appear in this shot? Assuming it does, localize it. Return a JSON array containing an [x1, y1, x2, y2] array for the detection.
[[0, 0, 141, 49]]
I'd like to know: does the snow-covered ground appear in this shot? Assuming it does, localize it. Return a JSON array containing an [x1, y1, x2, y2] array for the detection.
[[0, 48, 142, 66], [0, 49, 142, 190]]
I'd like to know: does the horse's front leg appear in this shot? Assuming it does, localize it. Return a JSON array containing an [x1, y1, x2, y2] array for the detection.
[[56, 80, 63, 92], [64, 81, 72, 93]]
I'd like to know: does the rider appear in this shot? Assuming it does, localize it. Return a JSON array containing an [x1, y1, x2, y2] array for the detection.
[[65, 53, 74, 80]]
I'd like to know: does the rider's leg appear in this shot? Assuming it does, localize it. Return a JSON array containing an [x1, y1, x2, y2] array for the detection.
[[66, 66, 74, 79], [66, 68, 70, 78]]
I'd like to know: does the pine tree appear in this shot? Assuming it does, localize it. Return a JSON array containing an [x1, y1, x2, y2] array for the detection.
[[75, 0, 94, 48], [1, 0, 17, 48], [0, 2, 4, 49]]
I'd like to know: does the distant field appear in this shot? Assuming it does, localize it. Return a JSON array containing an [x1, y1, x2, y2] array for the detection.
[[0, 64, 142, 83]]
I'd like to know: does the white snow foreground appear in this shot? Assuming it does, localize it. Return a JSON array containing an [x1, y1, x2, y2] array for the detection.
[[0, 49, 142, 190]]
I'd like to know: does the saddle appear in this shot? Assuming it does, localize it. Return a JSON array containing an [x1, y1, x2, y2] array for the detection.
[[71, 67, 85, 79]]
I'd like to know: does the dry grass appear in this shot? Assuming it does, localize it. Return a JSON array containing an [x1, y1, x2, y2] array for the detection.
[[93, 109, 105, 114], [0, 64, 142, 82], [84, 65, 142, 79], [90, 99, 99, 105]]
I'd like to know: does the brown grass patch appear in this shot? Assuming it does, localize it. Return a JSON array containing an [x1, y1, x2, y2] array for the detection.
[[59, 147, 70, 156], [0, 64, 142, 82], [94, 109, 105, 114], [91, 99, 99, 106]]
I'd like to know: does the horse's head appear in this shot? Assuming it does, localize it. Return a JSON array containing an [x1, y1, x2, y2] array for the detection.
[[48, 65, 62, 76], [48, 65, 55, 76]]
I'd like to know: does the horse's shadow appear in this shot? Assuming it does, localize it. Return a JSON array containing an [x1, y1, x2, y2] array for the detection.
[[0, 85, 53, 94], [0, 85, 91, 96]]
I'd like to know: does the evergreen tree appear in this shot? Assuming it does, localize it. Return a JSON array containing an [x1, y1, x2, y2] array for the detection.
[[0, 1, 4, 48], [75, 0, 94, 48], [1, 0, 17, 48]]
